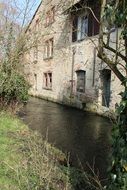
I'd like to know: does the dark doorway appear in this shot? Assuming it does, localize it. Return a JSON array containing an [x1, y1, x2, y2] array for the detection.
[[76, 70, 86, 93], [101, 69, 111, 107]]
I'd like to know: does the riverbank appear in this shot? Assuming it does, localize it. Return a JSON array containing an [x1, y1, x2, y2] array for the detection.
[[0, 112, 102, 190], [29, 94, 116, 119]]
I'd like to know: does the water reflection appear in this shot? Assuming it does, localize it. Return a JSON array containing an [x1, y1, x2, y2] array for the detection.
[[19, 97, 111, 180]]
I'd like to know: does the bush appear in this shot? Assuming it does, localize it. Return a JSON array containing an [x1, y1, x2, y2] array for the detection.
[[0, 70, 30, 106]]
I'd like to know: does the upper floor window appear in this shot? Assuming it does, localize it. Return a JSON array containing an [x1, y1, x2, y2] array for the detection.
[[78, 15, 88, 40], [44, 38, 53, 59], [33, 45, 38, 63], [45, 7, 55, 27], [72, 7, 100, 42], [76, 70, 86, 93]]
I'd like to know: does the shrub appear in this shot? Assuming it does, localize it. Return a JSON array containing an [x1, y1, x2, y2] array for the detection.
[[0, 70, 30, 106]]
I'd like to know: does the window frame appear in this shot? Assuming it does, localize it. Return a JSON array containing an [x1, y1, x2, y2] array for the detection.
[[43, 72, 52, 90], [77, 15, 88, 41], [72, 5, 100, 42], [43, 38, 54, 60], [76, 70, 86, 93], [33, 45, 38, 63], [45, 6, 55, 27], [72, 14, 89, 42]]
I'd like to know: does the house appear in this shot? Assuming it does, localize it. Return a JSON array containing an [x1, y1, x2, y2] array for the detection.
[[24, 0, 123, 117]]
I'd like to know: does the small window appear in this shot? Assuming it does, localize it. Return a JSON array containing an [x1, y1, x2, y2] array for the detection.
[[77, 16, 88, 40], [72, 15, 88, 42], [45, 7, 55, 27], [33, 45, 38, 62], [44, 38, 53, 59], [43, 72, 52, 90], [76, 70, 86, 93]]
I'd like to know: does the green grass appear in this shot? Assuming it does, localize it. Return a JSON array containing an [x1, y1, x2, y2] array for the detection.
[[0, 112, 26, 190], [0, 112, 102, 190], [0, 112, 74, 190]]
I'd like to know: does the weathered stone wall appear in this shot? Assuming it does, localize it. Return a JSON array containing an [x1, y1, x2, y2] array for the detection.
[[24, 0, 124, 117]]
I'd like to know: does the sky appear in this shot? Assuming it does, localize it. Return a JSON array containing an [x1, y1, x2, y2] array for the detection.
[[13, 0, 42, 24], [0, 0, 42, 25]]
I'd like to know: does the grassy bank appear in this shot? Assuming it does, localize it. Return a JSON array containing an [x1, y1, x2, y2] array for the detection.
[[0, 112, 102, 190], [0, 112, 26, 189]]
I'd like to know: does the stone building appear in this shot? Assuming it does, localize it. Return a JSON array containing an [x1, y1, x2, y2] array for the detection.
[[24, 0, 123, 116]]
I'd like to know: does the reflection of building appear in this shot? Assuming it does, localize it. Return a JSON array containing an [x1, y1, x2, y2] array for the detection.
[[24, 0, 123, 116]]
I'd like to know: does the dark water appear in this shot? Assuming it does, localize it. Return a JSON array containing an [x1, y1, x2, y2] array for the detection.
[[19, 97, 111, 182]]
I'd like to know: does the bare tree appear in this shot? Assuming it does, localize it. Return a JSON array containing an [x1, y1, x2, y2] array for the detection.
[[0, 0, 40, 108]]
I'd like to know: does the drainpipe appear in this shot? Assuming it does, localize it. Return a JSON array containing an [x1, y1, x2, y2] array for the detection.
[[92, 47, 96, 87], [70, 47, 76, 98]]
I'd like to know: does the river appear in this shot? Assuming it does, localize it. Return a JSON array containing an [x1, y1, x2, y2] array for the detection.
[[19, 97, 111, 183]]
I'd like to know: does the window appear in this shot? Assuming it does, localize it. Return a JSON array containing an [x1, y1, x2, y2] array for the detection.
[[44, 38, 53, 59], [45, 7, 55, 27], [76, 70, 86, 93], [72, 6, 100, 42], [72, 15, 89, 42], [77, 15, 88, 40], [33, 45, 38, 62], [43, 72, 52, 89]]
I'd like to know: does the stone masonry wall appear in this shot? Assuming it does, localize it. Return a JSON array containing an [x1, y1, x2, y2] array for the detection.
[[24, 0, 124, 117]]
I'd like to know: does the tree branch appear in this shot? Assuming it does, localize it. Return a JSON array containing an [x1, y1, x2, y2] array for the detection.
[[98, 51, 125, 84], [103, 42, 127, 63]]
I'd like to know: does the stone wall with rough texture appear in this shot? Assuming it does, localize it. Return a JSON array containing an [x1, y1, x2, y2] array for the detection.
[[24, 0, 124, 117]]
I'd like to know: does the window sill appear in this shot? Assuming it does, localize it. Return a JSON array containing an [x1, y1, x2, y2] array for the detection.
[[43, 87, 52, 91], [43, 56, 53, 60], [72, 35, 99, 43], [76, 91, 85, 94]]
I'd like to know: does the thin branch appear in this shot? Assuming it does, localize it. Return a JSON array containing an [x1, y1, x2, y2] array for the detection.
[[103, 42, 127, 63], [98, 51, 125, 83]]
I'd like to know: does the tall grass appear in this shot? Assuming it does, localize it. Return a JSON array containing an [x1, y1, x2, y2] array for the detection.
[[0, 112, 104, 190]]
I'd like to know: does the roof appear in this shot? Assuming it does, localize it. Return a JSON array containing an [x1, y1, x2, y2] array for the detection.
[[25, 1, 42, 33]]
